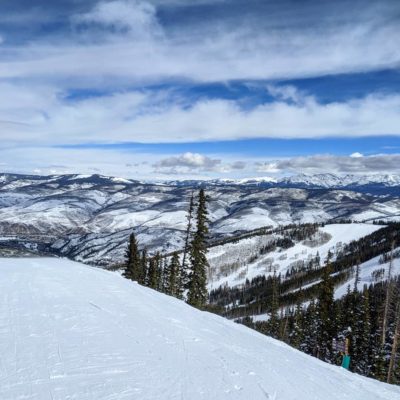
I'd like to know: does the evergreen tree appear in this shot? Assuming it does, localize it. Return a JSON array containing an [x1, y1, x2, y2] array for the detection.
[[147, 256, 159, 290], [352, 288, 371, 375], [187, 189, 209, 309], [123, 232, 141, 282], [290, 301, 305, 349], [156, 253, 164, 292], [301, 299, 319, 356], [354, 261, 360, 292], [139, 249, 148, 285], [165, 252, 181, 297], [268, 272, 280, 338], [181, 191, 195, 290], [316, 259, 335, 361], [387, 299, 400, 383]]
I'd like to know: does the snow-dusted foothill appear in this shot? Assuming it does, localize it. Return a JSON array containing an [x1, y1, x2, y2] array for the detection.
[[0, 257, 399, 400], [0, 173, 399, 265]]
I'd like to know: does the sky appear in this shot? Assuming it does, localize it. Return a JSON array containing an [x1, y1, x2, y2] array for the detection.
[[0, 0, 400, 180]]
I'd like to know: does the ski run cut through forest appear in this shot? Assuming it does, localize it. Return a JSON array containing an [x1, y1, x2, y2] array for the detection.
[[0, 257, 399, 400]]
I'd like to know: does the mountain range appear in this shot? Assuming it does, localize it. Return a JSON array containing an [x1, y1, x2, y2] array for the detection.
[[0, 172, 399, 265]]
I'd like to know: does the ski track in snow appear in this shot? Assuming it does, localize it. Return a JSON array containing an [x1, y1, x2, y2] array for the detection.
[[0, 258, 399, 400]]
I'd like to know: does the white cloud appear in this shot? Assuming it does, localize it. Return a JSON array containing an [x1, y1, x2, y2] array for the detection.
[[1, 83, 400, 145], [153, 152, 221, 174], [257, 154, 400, 175], [1, 145, 399, 180], [73, 0, 162, 40], [0, 1, 399, 179], [0, 1, 399, 84], [0, 147, 247, 179], [266, 85, 304, 104], [255, 162, 280, 174], [350, 152, 364, 158]]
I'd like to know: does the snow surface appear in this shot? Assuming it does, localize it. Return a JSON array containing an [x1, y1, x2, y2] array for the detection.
[[335, 248, 400, 298], [0, 257, 399, 400], [209, 223, 381, 289]]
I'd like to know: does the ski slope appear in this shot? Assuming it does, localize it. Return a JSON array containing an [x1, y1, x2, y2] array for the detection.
[[208, 223, 381, 289], [0, 258, 399, 400], [335, 247, 400, 298]]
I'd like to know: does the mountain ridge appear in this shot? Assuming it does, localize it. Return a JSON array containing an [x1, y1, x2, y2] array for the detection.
[[0, 172, 400, 265]]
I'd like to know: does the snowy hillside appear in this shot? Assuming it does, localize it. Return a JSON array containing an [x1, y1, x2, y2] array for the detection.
[[0, 257, 399, 400], [1, 173, 400, 264], [208, 223, 381, 289], [335, 247, 400, 298], [170, 173, 400, 191]]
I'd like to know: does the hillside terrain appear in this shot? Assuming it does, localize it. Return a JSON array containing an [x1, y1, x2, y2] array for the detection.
[[1, 173, 400, 265], [0, 257, 399, 400], [208, 223, 381, 290]]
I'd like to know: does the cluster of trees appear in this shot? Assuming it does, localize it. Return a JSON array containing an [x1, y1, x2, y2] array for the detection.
[[209, 222, 400, 383], [241, 269, 400, 384], [120, 189, 400, 384], [123, 189, 210, 309], [210, 223, 400, 319]]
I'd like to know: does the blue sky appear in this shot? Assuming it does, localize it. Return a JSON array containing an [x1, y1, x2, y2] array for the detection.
[[0, 0, 400, 179]]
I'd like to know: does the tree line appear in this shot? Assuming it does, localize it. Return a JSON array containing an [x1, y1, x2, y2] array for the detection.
[[123, 189, 210, 309], [239, 267, 400, 384], [120, 187, 400, 383]]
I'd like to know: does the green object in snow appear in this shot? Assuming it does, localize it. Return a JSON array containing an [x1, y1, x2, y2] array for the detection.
[[341, 355, 351, 370]]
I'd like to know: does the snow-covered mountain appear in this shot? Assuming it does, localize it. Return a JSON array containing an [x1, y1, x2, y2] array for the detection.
[[0, 172, 400, 264], [167, 173, 400, 191], [0, 257, 398, 400]]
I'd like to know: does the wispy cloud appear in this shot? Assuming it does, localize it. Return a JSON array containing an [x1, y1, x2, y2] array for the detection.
[[72, 0, 162, 40], [1, 83, 400, 145], [1, 1, 399, 84], [0, 0, 399, 177], [256, 154, 400, 175]]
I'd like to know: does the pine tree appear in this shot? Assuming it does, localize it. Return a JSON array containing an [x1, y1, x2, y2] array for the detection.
[[147, 256, 159, 290], [354, 261, 360, 292], [165, 252, 181, 297], [156, 252, 164, 292], [181, 191, 195, 290], [187, 189, 209, 309], [290, 301, 305, 349], [352, 287, 371, 375], [316, 259, 335, 361], [301, 299, 319, 356], [123, 232, 141, 282], [387, 299, 400, 383], [268, 272, 280, 338], [139, 249, 148, 285]]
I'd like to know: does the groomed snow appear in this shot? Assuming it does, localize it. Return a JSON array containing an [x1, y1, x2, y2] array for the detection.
[[0, 257, 399, 400]]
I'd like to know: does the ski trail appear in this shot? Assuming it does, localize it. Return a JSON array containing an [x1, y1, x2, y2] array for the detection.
[[0, 257, 399, 400]]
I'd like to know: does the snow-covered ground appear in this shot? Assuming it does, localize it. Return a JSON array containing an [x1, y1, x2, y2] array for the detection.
[[208, 223, 381, 289], [0, 257, 398, 400], [335, 248, 400, 298]]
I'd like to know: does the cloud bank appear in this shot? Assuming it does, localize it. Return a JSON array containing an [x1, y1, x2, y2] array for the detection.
[[256, 154, 400, 175], [0, 0, 399, 177]]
